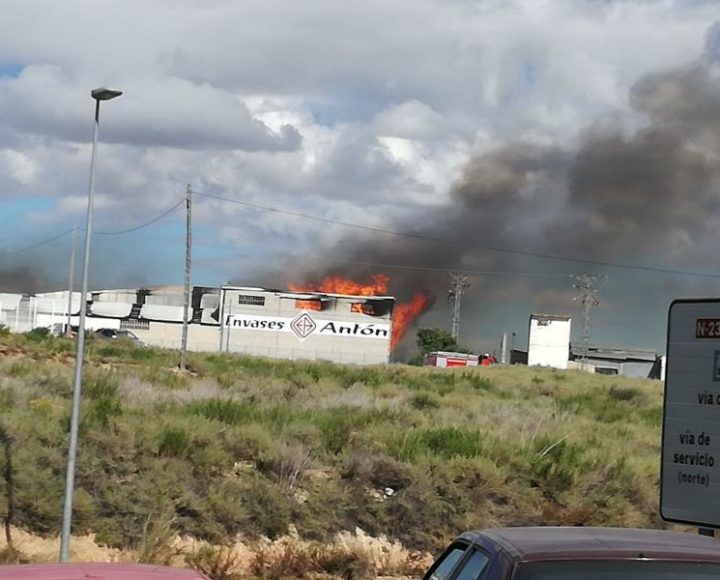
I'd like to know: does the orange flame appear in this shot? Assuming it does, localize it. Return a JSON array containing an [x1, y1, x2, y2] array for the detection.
[[390, 292, 428, 351], [288, 274, 428, 352], [289, 273, 389, 296]]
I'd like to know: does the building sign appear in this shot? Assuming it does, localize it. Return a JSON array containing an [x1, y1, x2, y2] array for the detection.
[[225, 312, 390, 342], [661, 299, 720, 528]]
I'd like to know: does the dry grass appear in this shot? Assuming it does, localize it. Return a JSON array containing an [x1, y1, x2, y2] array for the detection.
[[0, 332, 670, 574]]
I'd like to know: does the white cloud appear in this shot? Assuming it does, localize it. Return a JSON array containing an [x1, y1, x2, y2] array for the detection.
[[0, 149, 37, 185], [0, 0, 717, 289]]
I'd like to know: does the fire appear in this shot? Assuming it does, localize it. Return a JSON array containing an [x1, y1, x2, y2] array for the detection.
[[289, 273, 389, 296], [390, 292, 428, 351], [289, 273, 428, 351]]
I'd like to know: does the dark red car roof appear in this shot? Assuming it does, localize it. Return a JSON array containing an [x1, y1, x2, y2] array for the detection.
[[0, 563, 209, 579], [463, 527, 720, 563]]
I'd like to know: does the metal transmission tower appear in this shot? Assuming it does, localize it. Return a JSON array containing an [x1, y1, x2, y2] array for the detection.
[[448, 274, 470, 343], [572, 274, 605, 364]]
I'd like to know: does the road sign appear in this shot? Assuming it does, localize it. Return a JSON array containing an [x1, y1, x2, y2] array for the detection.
[[662, 299, 720, 528]]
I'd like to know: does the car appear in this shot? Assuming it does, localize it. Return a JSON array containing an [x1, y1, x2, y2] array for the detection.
[[94, 328, 146, 347], [0, 563, 209, 579], [422, 527, 720, 580]]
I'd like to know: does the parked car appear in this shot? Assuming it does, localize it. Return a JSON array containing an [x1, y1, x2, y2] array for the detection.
[[94, 327, 145, 346], [0, 563, 209, 579], [423, 527, 720, 580]]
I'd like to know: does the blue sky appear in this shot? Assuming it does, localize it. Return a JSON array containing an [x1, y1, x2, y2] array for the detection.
[[1, 0, 719, 353]]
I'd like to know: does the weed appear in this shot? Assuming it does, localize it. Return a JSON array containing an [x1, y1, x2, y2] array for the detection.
[[0, 331, 669, 558], [391, 428, 485, 461], [274, 442, 315, 492], [0, 387, 15, 411], [608, 384, 641, 402], [84, 369, 120, 399], [6, 361, 32, 378], [157, 427, 190, 458], [410, 392, 440, 410], [136, 507, 182, 565], [465, 374, 492, 391], [88, 396, 124, 428], [186, 544, 241, 580], [24, 328, 50, 342], [190, 399, 252, 425]]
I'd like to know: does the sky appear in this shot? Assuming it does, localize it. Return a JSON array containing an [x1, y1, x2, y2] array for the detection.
[[1, 0, 719, 354]]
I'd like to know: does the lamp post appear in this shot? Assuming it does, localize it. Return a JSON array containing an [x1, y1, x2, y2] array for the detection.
[[59, 87, 123, 562]]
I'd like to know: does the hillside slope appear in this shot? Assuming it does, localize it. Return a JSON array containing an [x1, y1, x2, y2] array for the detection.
[[0, 331, 667, 574]]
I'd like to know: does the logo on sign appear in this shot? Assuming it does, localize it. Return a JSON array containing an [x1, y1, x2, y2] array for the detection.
[[290, 312, 316, 341]]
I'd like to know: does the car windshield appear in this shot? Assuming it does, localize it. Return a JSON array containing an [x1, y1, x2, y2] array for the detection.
[[119, 330, 138, 340], [514, 560, 720, 579]]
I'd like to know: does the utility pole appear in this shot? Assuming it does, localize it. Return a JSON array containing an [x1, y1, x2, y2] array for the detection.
[[65, 227, 77, 335], [218, 288, 226, 353], [179, 184, 192, 371], [572, 274, 605, 364], [448, 274, 470, 344]]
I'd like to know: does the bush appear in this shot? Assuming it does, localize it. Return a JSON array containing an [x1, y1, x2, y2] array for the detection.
[[390, 428, 485, 461], [186, 545, 241, 580], [24, 327, 50, 342], [410, 392, 440, 410], [157, 427, 190, 458]]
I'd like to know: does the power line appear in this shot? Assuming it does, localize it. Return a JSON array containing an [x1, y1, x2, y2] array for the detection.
[[0, 198, 185, 258], [0, 229, 74, 257], [346, 260, 576, 278], [193, 191, 720, 281], [193, 191, 445, 242], [94, 198, 185, 235]]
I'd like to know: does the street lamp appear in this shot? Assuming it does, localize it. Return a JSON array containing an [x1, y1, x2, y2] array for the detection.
[[59, 86, 123, 563]]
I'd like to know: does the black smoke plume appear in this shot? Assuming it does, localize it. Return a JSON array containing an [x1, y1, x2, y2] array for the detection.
[[286, 62, 720, 314]]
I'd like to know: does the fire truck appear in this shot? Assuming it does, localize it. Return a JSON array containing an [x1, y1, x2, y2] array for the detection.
[[423, 351, 480, 367]]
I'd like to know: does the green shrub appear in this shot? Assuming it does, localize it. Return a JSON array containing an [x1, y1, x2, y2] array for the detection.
[[83, 369, 120, 399], [608, 384, 641, 402], [391, 428, 485, 461], [6, 361, 33, 377], [24, 327, 50, 342], [529, 436, 586, 493], [0, 387, 15, 411], [410, 392, 440, 410], [88, 396, 124, 428], [157, 427, 190, 457], [465, 374, 492, 391], [185, 545, 241, 580], [189, 399, 252, 425]]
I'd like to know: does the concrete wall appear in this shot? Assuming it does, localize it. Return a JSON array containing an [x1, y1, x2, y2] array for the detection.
[[133, 322, 219, 352]]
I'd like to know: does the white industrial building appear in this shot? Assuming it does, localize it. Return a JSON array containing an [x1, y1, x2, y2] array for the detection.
[[569, 345, 662, 379], [527, 313, 572, 369], [0, 285, 395, 365]]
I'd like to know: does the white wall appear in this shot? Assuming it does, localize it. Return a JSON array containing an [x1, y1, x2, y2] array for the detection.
[[528, 317, 571, 370]]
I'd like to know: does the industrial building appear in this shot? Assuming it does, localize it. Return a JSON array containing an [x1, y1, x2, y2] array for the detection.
[[527, 313, 572, 369], [569, 345, 661, 379], [0, 285, 395, 365]]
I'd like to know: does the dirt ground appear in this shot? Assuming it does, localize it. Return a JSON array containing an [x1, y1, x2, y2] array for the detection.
[[0, 525, 432, 578]]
